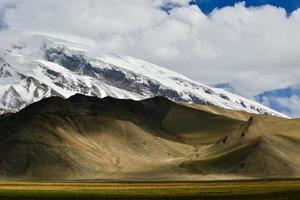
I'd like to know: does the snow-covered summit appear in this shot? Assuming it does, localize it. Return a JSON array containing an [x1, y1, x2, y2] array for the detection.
[[0, 34, 288, 118]]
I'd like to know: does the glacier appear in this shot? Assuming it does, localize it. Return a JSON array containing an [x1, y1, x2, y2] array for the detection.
[[0, 34, 288, 118]]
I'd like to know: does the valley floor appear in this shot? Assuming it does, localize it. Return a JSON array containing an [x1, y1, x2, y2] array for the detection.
[[0, 180, 299, 200]]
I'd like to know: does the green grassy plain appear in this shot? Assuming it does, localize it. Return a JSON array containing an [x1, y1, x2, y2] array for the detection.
[[0, 180, 299, 199]]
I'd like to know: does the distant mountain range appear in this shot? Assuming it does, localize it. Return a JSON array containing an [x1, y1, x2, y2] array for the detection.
[[0, 34, 287, 118], [0, 94, 299, 181]]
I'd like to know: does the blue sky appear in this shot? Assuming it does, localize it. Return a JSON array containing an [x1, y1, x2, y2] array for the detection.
[[190, 0, 300, 15]]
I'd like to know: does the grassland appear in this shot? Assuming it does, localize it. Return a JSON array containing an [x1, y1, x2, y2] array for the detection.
[[0, 180, 300, 199]]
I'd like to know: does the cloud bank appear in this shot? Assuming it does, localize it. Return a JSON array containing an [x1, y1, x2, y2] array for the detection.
[[277, 95, 300, 117], [0, 0, 300, 103]]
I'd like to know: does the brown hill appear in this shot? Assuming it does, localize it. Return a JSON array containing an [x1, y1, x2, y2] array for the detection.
[[0, 94, 299, 181]]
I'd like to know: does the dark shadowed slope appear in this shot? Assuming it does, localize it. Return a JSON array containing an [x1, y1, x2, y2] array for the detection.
[[0, 94, 299, 181]]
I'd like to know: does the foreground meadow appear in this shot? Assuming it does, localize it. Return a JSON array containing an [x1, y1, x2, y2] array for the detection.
[[0, 180, 299, 199]]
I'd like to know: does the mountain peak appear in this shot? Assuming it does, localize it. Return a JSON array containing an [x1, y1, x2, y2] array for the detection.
[[0, 34, 288, 118]]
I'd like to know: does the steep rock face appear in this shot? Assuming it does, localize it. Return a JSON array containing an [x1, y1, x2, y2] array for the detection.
[[0, 34, 287, 117]]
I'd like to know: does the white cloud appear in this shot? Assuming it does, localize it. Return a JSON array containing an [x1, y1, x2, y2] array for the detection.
[[0, 0, 300, 99], [277, 95, 300, 118]]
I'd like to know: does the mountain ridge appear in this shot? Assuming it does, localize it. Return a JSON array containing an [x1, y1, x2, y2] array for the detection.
[[0, 94, 298, 181], [0, 34, 288, 118]]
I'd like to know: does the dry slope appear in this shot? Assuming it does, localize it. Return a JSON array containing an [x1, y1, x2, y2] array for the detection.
[[0, 94, 299, 181]]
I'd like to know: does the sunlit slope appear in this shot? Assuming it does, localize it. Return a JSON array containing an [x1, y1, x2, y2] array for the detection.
[[181, 115, 300, 178], [162, 105, 244, 145], [0, 94, 299, 181], [184, 103, 252, 121]]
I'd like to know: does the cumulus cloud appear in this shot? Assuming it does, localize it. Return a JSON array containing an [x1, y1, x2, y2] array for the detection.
[[277, 95, 300, 117], [0, 0, 300, 100]]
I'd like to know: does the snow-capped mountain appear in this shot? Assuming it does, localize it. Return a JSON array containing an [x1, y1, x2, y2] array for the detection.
[[0, 34, 288, 118]]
